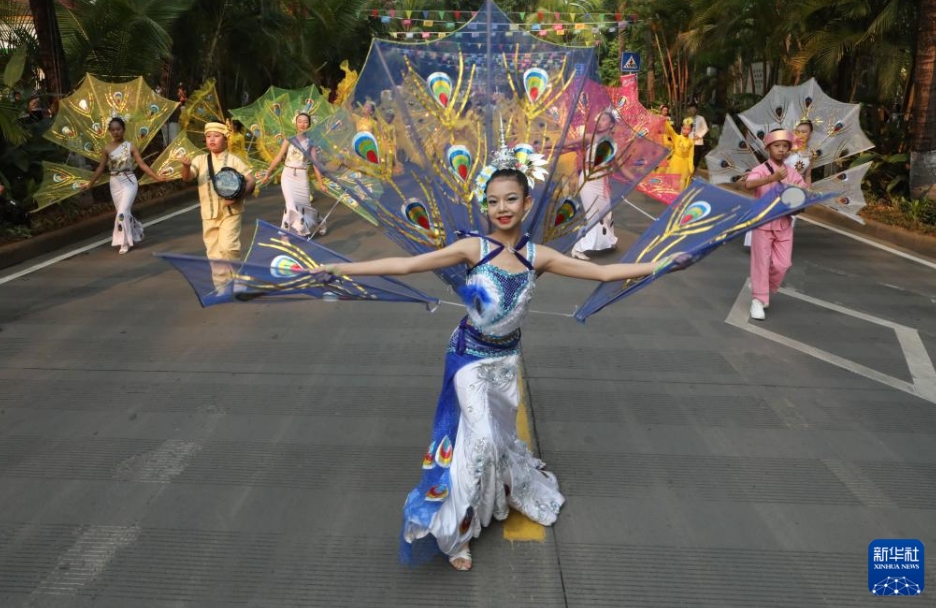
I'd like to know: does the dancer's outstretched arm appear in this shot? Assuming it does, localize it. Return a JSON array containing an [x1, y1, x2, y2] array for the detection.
[[535, 246, 685, 282], [326, 238, 476, 277]]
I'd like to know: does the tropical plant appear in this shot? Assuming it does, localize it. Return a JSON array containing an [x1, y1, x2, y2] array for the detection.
[[909, 0, 936, 202], [852, 150, 910, 199], [168, 0, 374, 109], [56, 0, 194, 84], [790, 0, 917, 104]]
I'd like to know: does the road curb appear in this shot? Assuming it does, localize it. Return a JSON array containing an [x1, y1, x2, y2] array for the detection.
[[0, 186, 197, 271]]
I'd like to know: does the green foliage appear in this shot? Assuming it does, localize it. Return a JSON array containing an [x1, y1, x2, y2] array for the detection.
[[0, 223, 32, 239], [57, 0, 195, 82], [895, 196, 936, 226], [0, 117, 66, 204], [598, 38, 621, 86], [852, 150, 909, 199], [0, 98, 27, 146], [3, 47, 26, 88], [168, 0, 375, 106]]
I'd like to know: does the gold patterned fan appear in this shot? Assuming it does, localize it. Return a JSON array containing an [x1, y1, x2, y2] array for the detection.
[[44, 74, 177, 162], [31, 161, 110, 212], [180, 79, 226, 147], [138, 131, 203, 185]]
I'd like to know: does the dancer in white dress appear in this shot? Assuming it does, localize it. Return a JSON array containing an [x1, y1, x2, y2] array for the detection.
[[571, 109, 618, 260], [261, 112, 327, 237], [319, 168, 688, 571], [83, 117, 165, 254]]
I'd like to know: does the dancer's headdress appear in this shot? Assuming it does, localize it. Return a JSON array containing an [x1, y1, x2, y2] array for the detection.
[[204, 121, 230, 137], [473, 113, 548, 208], [763, 129, 794, 146], [603, 106, 622, 123]]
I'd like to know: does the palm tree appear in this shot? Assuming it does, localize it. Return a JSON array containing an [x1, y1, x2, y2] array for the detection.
[[169, 0, 373, 108], [909, 0, 936, 201], [790, 0, 917, 103], [27, 0, 69, 94], [56, 0, 194, 84]]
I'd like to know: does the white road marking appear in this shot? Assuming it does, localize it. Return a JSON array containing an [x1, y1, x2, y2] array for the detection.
[[0, 203, 199, 286], [798, 215, 936, 271], [31, 525, 140, 596], [727, 279, 936, 404]]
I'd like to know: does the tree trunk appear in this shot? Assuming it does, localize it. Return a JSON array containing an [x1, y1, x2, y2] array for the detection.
[[644, 25, 655, 103], [28, 0, 70, 94], [910, 0, 936, 201]]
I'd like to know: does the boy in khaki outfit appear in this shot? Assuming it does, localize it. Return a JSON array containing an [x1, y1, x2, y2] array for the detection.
[[180, 122, 256, 287]]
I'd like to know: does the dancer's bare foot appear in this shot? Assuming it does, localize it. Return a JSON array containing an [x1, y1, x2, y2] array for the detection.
[[448, 544, 472, 571]]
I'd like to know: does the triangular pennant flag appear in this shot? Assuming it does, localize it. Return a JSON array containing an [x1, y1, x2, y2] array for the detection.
[[520, 12, 525, 19]]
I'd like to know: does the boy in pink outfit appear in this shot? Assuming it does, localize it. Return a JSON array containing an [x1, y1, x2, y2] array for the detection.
[[744, 129, 806, 320]]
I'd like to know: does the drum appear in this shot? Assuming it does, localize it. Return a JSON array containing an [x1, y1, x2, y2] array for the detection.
[[212, 167, 246, 199]]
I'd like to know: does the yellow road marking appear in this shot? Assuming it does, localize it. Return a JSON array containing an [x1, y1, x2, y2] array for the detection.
[[503, 365, 546, 542]]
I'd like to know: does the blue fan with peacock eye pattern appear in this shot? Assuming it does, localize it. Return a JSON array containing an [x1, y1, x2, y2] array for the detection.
[[157, 220, 439, 309], [303, 0, 668, 290], [574, 179, 836, 321]]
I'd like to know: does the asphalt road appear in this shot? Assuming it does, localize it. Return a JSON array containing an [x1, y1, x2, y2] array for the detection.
[[1, 190, 934, 606]]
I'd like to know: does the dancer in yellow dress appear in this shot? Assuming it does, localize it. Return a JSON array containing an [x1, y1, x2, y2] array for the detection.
[[664, 118, 695, 189]]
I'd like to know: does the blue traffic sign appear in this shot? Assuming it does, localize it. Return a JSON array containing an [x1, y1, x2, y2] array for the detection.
[[620, 52, 641, 72]]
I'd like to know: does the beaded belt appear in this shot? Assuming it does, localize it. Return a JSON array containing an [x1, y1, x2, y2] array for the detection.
[[453, 316, 520, 356]]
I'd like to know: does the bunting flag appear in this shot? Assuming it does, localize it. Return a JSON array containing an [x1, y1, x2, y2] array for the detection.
[[370, 10, 638, 38], [574, 180, 835, 321], [157, 221, 439, 308]]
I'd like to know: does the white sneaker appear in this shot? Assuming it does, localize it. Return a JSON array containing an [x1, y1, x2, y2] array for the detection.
[[317, 220, 327, 236], [570, 250, 589, 260], [750, 299, 766, 320], [118, 246, 129, 255]]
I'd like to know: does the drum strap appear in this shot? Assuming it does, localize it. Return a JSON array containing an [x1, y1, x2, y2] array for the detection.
[[206, 152, 229, 196], [206, 152, 230, 216]]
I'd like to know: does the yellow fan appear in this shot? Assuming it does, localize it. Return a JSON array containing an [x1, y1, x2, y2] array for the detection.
[[180, 79, 225, 147], [32, 161, 110, 212], [44, 74, 177, 162], [230, 84, 335, 163], [138, 131, 203, 185]]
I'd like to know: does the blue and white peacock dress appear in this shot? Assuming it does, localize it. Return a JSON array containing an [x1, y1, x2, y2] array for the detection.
[[401, 235, 565, 562]]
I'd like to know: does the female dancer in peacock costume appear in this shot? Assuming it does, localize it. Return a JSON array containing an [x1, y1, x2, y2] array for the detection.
[[83, 117, 166, 254], [261, 112, 327, 237], [157, 3, 819, 570], [570, 108, 619, 260], [318, 158, 688, 571]]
